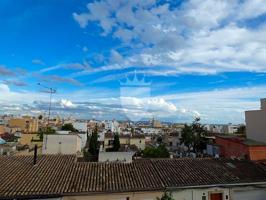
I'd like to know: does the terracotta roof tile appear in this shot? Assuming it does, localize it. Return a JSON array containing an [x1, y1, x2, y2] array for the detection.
[[0, 155, 266, 198]]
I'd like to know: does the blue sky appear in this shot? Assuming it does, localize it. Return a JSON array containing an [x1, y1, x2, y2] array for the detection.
[[1, 0, 266, 123]]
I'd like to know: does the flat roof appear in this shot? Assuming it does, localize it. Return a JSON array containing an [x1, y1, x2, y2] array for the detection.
[[217, 135, 266, 147]]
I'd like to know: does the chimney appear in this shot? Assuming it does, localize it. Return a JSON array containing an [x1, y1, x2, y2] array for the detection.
[[33, 144, 38, 165]]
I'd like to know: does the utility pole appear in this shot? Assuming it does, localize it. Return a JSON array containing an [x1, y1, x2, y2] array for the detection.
[[38, 83, 56, 126]]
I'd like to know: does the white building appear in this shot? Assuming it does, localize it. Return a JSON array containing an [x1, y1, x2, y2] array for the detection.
[[73, 122, 87, 133], [222, 124, 239, 134], [98, 151, 135, 163], [246, 98, 266, 143], [56, 130, 88, 149], [78, 132, 88, 149], [104, 120, 120, 133], [141, 127, 162, 135], [42, 134, 81, 154]]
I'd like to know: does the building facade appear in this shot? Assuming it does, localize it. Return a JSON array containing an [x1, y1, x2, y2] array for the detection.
[[42, 134, 81, 154], [216, 135, 266, 161], [246, 98, 266, 143], [8, 117, 38, 133]]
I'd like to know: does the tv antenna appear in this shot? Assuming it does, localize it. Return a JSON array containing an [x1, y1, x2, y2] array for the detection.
[[38, 83, 57, 126]]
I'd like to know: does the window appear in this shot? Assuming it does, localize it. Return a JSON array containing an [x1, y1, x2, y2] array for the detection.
[[202, 196, 206, 200], [169, 142, 173, 146], [108, 140, 114, 145], [126, 197, 130, 200], [139, 140, 142, 143]]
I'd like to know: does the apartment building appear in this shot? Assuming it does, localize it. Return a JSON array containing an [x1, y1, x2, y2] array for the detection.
[[216, 135, 266, 161], [8, 117, 38, 133], [246, 98, 266, 143], [104, 133, 145, 150]]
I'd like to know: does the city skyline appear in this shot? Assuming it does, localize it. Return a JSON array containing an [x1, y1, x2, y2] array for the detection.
[[1, 0, 266, 123]]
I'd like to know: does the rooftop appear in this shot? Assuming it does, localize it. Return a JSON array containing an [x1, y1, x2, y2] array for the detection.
[[217, 135, 266, 147], [1, 155, 266, 198], [105, 133, 145, 139]]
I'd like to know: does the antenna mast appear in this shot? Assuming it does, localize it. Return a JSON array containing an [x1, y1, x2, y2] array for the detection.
[[38, 83, 57, 126]]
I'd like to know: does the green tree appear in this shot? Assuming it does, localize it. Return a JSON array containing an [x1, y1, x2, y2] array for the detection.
[[89, 125, 98, 155], [191, 117, 207, 152], [131, 127, 134, 135], [61, 123, 77, 132], [157, 192, 174, 200], [38, 115, 43, 120], [157, 136, 163, 144], [143, 144, 169, 158], [157, 144, 170, 157], [181, 124, 193, 152], [37, 127, 55, 141], [236, 125, 246, 136], [113, 133, 120, 151], [181, 117, 207, 153], [85, 132, 90, 148]]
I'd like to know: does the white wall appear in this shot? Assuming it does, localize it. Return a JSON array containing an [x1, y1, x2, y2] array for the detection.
[[98, 151, 135, 163], [73, 122, 87, 133], [246, 98, 266, 143], [78, 133, 88, 148], [172, 187, 230, 200], [246, 110, 266, 143], [233, 187, 266, 200], [42, 134, 81, 154], [172, 186, 266, 200]]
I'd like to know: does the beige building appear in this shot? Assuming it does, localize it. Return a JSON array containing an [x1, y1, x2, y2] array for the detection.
[[151, 117, 162, 128], [104, 134, 145, 150], [246, 98, 266, 143], [19, 133, 40, 146], [8, 117, 38, 133], [42, 134, 82, 154], [0, 125, 6, 135]]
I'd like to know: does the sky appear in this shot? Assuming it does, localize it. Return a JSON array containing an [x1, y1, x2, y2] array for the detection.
[[1, 0, 266, 123]]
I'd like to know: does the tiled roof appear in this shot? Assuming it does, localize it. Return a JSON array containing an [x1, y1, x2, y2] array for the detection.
[[1, 155, 266, 199]]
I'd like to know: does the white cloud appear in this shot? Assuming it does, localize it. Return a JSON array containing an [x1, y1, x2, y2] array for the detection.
[[60, 99, 77, 108], [73, 13, 91, 28], [40, 62, 90, 73], [0, 84, 10, 92], [237, 0, 266, 20], [73, 0, 266, 75], [109, 49, 123, 63], [1, 82, 266, 123]]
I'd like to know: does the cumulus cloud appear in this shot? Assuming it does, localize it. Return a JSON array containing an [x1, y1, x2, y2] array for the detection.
[[60, 99, 77, 108], [0, 81, 266, 123], [73, 0, 266, 75], [0, 84, 10, 92]]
